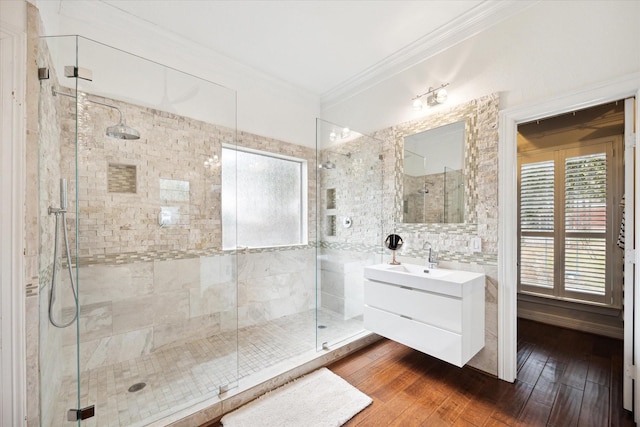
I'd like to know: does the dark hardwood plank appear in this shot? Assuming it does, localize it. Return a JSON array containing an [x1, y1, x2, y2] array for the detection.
[[586, 355, 611, 387], [578, 381, 609, 427], [548, 383, 583, 427], [529, 361, 565, 407], [516, 398, 552, 426]]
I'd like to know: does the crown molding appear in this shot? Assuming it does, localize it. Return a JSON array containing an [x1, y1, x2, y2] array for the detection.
[[47, 0, 320, 105], [320, 0, 538, 109]]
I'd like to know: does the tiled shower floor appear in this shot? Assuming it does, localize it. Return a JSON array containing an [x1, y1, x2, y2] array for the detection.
[[52, 310, 364, 427]]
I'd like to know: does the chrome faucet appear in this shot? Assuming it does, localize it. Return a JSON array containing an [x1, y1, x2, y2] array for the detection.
[[423, 241, 438, 269]]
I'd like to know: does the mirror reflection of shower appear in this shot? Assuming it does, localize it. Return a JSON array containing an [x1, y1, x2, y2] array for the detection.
[[318, 151, 351, 170], [47, 178, 78, 328], [52, 87, 141, 140]]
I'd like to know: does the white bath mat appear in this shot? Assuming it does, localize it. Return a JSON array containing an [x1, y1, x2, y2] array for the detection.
[[220, 368, 372, 427]]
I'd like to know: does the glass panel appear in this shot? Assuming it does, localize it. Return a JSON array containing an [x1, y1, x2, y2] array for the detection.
[[565, 153, 607, 233], [37, 35, 81, 427], [520, 236, 555, 289], [520, 160, 555, 232], [565, 236, 606, 295], [39, 35, 238, 426], [315, 119, 384, 350], [564, 152, 607, 296]]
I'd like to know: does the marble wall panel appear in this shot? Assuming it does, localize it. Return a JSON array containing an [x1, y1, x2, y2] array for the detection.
[[154, 290, 191, 324], [67, 263, 154, 305], [63, 327, 154, 376], [189, 283, 236, 318], [152, 313, 222, 352], [154, 258, 201, 291], [200, 254, 235, 288], [62, 301, 113, 346], [112, 295, 155, 334]]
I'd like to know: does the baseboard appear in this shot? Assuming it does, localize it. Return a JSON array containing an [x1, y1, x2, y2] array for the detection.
[[518, 308, 623, 339]]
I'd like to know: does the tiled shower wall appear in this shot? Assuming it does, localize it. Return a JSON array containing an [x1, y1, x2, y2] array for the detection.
[[51, 91, 317, 370], [318, 136, 385, 319]]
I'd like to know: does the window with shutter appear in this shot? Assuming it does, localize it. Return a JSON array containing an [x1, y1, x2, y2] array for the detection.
[[518, 141, 618, 306]]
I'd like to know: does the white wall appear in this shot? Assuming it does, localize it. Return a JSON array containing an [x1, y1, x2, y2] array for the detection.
[[34, 0, 321, 148], [322, 0, 640, 133]]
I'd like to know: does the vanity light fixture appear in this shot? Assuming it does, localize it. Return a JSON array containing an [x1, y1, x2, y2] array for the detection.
[[411, 83, 449, 110]]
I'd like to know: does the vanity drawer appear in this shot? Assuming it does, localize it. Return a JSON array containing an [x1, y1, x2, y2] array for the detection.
[[364, 306, 464, 367], [364, 279, 462, 333]]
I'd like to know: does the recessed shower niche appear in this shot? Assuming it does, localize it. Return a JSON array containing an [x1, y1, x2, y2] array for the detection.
[[107, 163, 136, 193], [326, 188, 336, 209]]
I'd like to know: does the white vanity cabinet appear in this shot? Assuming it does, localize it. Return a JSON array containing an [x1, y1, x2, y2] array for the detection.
[[363, 264, 485, 367]]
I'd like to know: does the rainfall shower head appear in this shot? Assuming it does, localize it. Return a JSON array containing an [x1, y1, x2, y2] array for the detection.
[[106, 120, 140, 140], [89, 99, 140, 140], [52, 88, 141, 140]]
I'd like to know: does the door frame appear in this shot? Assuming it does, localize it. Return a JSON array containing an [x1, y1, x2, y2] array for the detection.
[[0, 2, 27, 426], [498, 72, 640, 383]]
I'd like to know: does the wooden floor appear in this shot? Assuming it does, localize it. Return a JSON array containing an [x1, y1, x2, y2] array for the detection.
[[331, 319, 634, 426], [206, 319, 635, 426]]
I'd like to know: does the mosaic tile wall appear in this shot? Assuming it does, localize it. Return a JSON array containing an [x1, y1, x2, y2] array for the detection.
[[319, 134, 385, 247], [57, 95, 317, 257]]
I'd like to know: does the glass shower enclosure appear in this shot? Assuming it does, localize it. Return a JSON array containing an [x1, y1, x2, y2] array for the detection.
[[37, 36, 382, 427], [315, 119, 384, 351], [38, 35, 239, 426]]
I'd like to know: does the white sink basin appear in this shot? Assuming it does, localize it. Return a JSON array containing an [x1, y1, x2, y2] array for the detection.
[[386, 263, 452, 278], [364, 263, 484, 297]]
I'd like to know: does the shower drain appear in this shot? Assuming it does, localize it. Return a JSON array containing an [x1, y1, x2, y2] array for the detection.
[[128, 382, 146, 393]]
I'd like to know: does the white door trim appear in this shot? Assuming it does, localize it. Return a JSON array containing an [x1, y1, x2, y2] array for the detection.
[[498, 72, 640, 383], [0, 4, 27, 426]]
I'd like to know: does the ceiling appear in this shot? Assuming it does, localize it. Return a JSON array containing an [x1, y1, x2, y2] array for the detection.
[[92, 0, 522, 100]]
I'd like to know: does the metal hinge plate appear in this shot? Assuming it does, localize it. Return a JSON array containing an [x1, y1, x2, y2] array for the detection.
[[625, 132, 636, 149], [625, 364, 636, 380], [67, 405, 95, 421]]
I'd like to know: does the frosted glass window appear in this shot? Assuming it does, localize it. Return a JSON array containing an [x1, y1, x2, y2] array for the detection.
[[221, 147, 306, 249]]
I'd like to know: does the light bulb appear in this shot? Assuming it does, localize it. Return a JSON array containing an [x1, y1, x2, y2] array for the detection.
[[341, 127, 350, 139], [412, 98, 423, 110], [435, 89, 448, 104], [329, 131, 337, 142]]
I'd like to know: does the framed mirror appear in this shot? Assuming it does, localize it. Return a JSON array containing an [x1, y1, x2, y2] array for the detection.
[[403, 121, 465, 223], [393, 102, 479, 226]]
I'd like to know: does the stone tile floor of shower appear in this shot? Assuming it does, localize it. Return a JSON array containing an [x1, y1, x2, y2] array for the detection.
[[52, 309, 364, 427]]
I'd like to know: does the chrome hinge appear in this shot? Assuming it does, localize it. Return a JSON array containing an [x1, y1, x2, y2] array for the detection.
[[625, 364, 636, 380], [67, 405, 95, 421], [38, 68, 49, 80]]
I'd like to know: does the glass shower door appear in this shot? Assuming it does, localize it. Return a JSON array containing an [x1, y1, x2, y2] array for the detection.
[[37, 35, 82, 427], [315, 119, 384, 350], [39, 34, 238, 426]]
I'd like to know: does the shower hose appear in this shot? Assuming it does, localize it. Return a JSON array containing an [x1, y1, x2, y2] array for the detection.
[[48, 208, 78, 328]]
